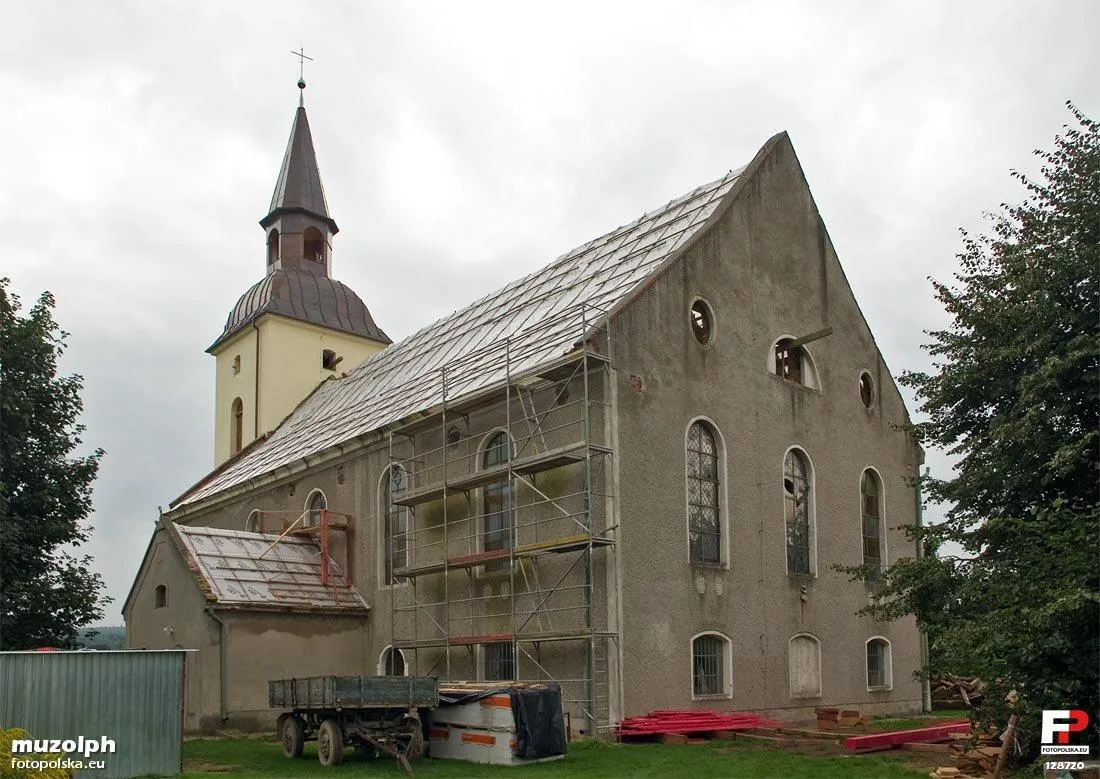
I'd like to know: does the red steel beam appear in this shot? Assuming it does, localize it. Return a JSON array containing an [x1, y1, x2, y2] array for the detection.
[[843, 721, 969, 751]]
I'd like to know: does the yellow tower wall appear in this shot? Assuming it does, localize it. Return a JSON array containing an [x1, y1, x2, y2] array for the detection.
[[212, 327, 259, 465], [212, 314, 387, 465]]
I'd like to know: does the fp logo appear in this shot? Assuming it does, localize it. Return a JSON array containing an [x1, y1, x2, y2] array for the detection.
[[1042, 710, 1089, 745]]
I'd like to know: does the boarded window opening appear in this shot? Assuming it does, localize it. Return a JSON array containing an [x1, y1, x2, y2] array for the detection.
[[154, 585, 168, 609], [692, 634, 726, 696], [860, 371, 875, 408], [789, 634, 821, 697], [687, 421, 721, 564], [484, 642, 515, 681], [690, 300, 713, 345], [231, 355, 241, 375]]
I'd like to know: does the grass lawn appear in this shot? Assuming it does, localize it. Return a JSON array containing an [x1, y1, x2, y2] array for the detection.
[[181, 736, 937, 778]]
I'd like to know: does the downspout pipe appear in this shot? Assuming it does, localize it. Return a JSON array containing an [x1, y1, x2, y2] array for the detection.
[[204, 607, 229, 723], [914, 464, 932, 714]]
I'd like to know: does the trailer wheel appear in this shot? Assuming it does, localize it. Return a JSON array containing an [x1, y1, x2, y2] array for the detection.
[[280, 715, 304, 759], [316, 719, 344, 766]]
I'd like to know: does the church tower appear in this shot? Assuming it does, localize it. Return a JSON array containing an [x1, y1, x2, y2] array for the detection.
[[208, 79, 391, 465]]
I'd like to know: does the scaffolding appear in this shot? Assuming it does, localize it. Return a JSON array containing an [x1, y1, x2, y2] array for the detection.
[[387, 303, 619, 733]]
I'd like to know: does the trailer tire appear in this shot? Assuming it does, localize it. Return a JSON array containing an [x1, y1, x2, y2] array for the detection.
[[317, 719, 344, 766], [280, 715, 304, 759]]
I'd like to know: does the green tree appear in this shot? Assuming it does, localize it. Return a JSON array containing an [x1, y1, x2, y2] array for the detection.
[[0, 278, 108, 649], [856, 104, 1099, 760]]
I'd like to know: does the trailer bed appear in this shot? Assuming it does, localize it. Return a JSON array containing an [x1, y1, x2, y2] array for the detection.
[[269, 675, 438, 710]]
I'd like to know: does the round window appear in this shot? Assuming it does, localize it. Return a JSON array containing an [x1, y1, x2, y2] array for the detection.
[[690, 299, 713, 345], [859, 372, 875, 409]]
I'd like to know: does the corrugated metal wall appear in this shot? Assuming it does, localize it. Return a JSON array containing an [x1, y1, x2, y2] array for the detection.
[[0, 650, 187, 779]]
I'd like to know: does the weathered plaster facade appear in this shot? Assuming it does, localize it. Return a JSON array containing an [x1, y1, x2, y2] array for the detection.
[[126, 128, 924, 733]]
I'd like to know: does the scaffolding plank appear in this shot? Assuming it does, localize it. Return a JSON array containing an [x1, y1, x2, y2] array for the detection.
[[393, 534, 615, 578], [394, 441, 611, 506], [393, 629, 612, 650]]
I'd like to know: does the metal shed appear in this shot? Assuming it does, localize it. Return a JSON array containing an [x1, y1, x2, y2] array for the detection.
[[0, 649, 188, 778]]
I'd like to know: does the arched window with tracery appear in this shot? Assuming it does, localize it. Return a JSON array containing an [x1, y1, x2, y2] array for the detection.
[[861, 469, 884, 580], [482, 432, 514, 568], [784, 449, 813, 574], [382, 466, 409, 585], [687, 421, 721, 564]]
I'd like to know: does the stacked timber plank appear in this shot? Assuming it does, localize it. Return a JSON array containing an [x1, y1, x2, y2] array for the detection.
[[930, 675, 985, 709], [617, 709, 780, 740], [815, 707, 871, 729]]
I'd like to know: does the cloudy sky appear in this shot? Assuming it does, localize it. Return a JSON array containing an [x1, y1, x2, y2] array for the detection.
[[3, 1, 1097, 619]]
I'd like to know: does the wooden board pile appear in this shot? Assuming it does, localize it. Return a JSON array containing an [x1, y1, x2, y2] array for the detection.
[[815, 707, 870, 730], [616, 709, 781, 739], [946, 744, 1002, 775], [930, 675, 985, 709]]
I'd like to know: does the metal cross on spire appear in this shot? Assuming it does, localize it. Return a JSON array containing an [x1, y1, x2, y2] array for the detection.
[[291, 45, 314, 105]]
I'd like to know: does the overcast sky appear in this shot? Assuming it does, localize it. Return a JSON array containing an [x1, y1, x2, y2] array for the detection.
[[3, 1, 1097, 620]]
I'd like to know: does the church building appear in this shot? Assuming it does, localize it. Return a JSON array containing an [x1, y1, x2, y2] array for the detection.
[[124, 80, 926, 734]]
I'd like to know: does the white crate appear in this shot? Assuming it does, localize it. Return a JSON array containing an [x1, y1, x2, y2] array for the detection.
[[431, 693, 515, 729], [428, 722, 564, 766]]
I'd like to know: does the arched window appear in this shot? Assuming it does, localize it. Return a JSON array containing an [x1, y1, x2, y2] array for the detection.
[[866, 637, 892, 690], [482, 432, 514, 568], [687, 421, 721, 565], [382, 466, 409, 585], [379, 646, 408, 676], [784, 449, 813, 575], [303, 226, 325, 262], [267, 228, 280, 265], [691, 632, 731, 698], [305, 490, 327, 528], [231, 398, 244, 454], [245, 510, 264, 533], [789, 634, 822, 698], [772, 338, 819, 389], [861, 469, 883, 580], [154, 585, 168, 609]]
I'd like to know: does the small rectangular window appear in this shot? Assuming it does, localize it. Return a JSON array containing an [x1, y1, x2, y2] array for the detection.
[[484, 642, 515, 681]]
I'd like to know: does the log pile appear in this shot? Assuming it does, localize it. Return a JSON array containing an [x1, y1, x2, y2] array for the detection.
[[930, 675, 985, 709]]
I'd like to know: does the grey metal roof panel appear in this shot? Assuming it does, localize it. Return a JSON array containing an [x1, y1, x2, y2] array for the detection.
[[174, 164, 746, 508], [208, 268, 392, 351], [263, 105, 336, 232], [174, 524, 368, 611]]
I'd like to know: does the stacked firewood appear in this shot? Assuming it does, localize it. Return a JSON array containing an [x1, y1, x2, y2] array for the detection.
[[930, 675, 985, 709]]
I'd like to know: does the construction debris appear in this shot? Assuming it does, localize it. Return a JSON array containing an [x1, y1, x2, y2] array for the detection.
[[948, 745, 1002, 775], [930, 675, 985, 709], [616, 710, 781, 740]]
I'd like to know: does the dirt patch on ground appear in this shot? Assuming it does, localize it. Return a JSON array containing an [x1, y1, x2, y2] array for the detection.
[[182, 760, 240, 773]]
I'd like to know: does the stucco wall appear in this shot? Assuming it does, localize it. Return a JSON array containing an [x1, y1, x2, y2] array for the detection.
[[609, 135, 923, 719]]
